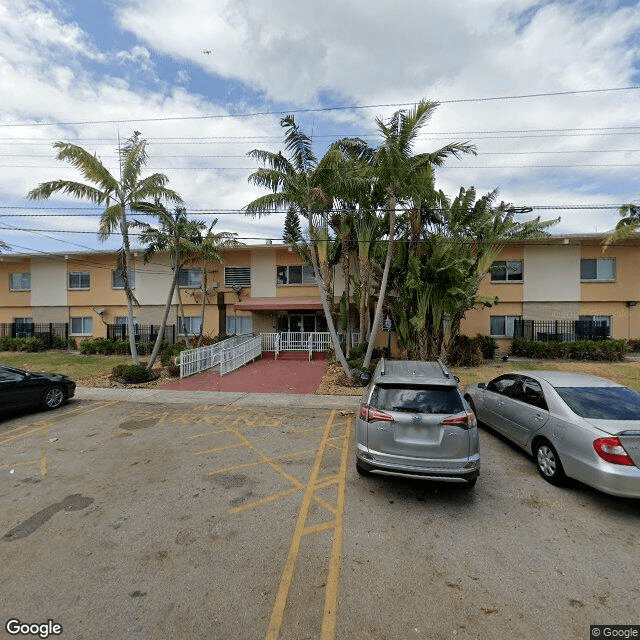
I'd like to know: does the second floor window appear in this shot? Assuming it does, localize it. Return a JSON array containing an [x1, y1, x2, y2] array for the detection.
[[178, 268, 203, 287], [112, 269, 135, 289], [68, 271, 90, 289], [224, 266, 251, 287], [580, 258, 615, 281], [491, 260, 523, 282], [277, 265, 316, 285], [10, 273, 31, 291]]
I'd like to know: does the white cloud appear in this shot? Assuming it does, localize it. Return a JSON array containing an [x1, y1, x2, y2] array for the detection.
[[1, 0, 640, 256]]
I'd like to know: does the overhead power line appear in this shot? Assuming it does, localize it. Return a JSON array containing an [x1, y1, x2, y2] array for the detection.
[[1, 86, 638, 128]]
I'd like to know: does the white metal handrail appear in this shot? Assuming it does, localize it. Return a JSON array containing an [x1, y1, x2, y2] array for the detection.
[[220, 335, 262, 375], [178, 334, 259, 378]]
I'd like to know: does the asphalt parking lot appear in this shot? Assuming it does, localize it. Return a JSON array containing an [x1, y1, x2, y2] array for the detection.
[[1, 389, 639, 640]]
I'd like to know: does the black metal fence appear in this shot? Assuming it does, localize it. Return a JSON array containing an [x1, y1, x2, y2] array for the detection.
[[106, 324, 176, 344], [0, 322, 69, 349], [513, 319, 609, 342]]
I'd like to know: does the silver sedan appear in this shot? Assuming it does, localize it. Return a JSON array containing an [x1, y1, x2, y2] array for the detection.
[[464, 371, 640, 498]]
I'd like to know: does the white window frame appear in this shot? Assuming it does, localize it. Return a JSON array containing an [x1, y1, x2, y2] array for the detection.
[[226, 316, 253, 335], [580, 258, 616, 282], [490, 315, 521, 337], [112, 269, 135, 289], [68, 271, 90, 290], [178, 268, 203, 288], [490, 260, 523, 283], [115, 316, 138, 326], [70, 316, 93, 335], [10, 272, 31, 291], [224, 266, 251, 288], [178, 316, 202, 335], [276, 265, 316, 285]]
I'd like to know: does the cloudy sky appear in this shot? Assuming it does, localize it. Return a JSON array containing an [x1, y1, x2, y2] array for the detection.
[[1, 0, 640, 255]]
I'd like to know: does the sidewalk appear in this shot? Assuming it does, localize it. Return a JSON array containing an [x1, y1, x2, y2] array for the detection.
[[75, 387, 360, 409]]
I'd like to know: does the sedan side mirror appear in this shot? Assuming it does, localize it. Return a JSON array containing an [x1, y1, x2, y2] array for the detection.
[[478, 382, 486, 389]]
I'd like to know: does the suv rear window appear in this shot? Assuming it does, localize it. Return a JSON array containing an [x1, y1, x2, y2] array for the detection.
[[370, 384, 463, 414]]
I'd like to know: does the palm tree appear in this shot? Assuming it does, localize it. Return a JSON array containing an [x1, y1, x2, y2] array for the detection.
[[245, 115, 354, 380], [132, 205, 204, 369], [27, 132, 182, 364], [605, 203, 640, 245], [187, 220, 241, 347], [339, 100, 477, 367]]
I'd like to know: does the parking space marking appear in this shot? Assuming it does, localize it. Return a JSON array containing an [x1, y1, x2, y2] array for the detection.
[[0, 401, 118, 447], [266, 409, 352, 640], [39, 447, 47, 477]]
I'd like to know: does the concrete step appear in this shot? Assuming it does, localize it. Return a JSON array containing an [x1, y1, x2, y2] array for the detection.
[[262, 351, 327, 361]]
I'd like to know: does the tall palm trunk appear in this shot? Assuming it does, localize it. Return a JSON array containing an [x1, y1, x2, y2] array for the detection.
[[308, 216, 352, 380], [120, 214, 140, 365], [146, 265, 180, 370], [363, 197, 395, 368]]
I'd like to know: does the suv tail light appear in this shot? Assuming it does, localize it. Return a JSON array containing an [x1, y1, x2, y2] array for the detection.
[[441, 411, 476, 430], [593, 437, 634, 466], [359, 405, 394, 423]]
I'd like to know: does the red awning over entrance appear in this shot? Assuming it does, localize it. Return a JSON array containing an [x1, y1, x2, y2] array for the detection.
[[233, 297, 323, 311]]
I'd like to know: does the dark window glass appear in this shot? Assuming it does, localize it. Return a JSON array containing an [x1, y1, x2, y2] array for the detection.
[[276, 266, 288, 284], [487, 376, 519, 395], [370, 384, 463, 414], [555, 386, 640, 420], [288, 266, 302, 284], [513, 379, 548, 410]]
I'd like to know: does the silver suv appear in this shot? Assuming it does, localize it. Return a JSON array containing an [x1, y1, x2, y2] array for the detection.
[[355, 359, 480, 487]]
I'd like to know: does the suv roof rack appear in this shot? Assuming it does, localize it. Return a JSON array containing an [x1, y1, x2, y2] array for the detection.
[[437, 359, 451, 379]]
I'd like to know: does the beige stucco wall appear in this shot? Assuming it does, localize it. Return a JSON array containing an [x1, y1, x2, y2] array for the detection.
[[251, 250, 276, 298], [136, 255, 174, 306], [31, 258, 67, 307], [252, 311, 278, 333], [523, 245, 580, 302], [522, 302, 579, 320]]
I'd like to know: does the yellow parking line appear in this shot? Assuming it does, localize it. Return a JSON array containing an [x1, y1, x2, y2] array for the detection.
[[1, 460, 38, 469], [320, 416, 351, 640], [39, 447, 47, 477], [0, 401, 119, 446], [229, 486, 302, 515], [192, 442, 245, 456]]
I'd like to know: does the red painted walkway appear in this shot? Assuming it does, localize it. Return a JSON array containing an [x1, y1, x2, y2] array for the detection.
[[159, 352, 328, 395]]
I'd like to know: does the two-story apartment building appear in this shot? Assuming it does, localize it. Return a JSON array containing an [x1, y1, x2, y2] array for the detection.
[[459, 234, 640, 346], [2, 233, 639, 349]]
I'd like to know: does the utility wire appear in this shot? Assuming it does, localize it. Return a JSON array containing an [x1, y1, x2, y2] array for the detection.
[[1, 86, 638, 128]]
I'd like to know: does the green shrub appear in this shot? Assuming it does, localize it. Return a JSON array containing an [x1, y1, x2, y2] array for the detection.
[[448, 335, 483, 367], [112, 363, 151, 382], [511, 338, 627, 361], [476, 334, 497, 359]]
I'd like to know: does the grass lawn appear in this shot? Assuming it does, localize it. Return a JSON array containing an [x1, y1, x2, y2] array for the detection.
[[0, 351, 134, 381], [3, 351, 640, 393], [451, 358, 640, 393]]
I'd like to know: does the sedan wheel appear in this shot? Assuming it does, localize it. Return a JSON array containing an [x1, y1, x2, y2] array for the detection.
[[42, 385, 65, 410], [534, 440, 566, 486]]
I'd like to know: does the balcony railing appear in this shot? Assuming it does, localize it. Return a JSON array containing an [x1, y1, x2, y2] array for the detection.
[[513, 319, 609, 342]]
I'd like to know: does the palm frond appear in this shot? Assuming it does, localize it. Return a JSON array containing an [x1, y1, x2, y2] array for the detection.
[[27, 180, 109, 204], [247, 149, 293, 174], [52, 142, 118, 192], [98, 204, 124, 241], [281, 115, 317, 173]]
